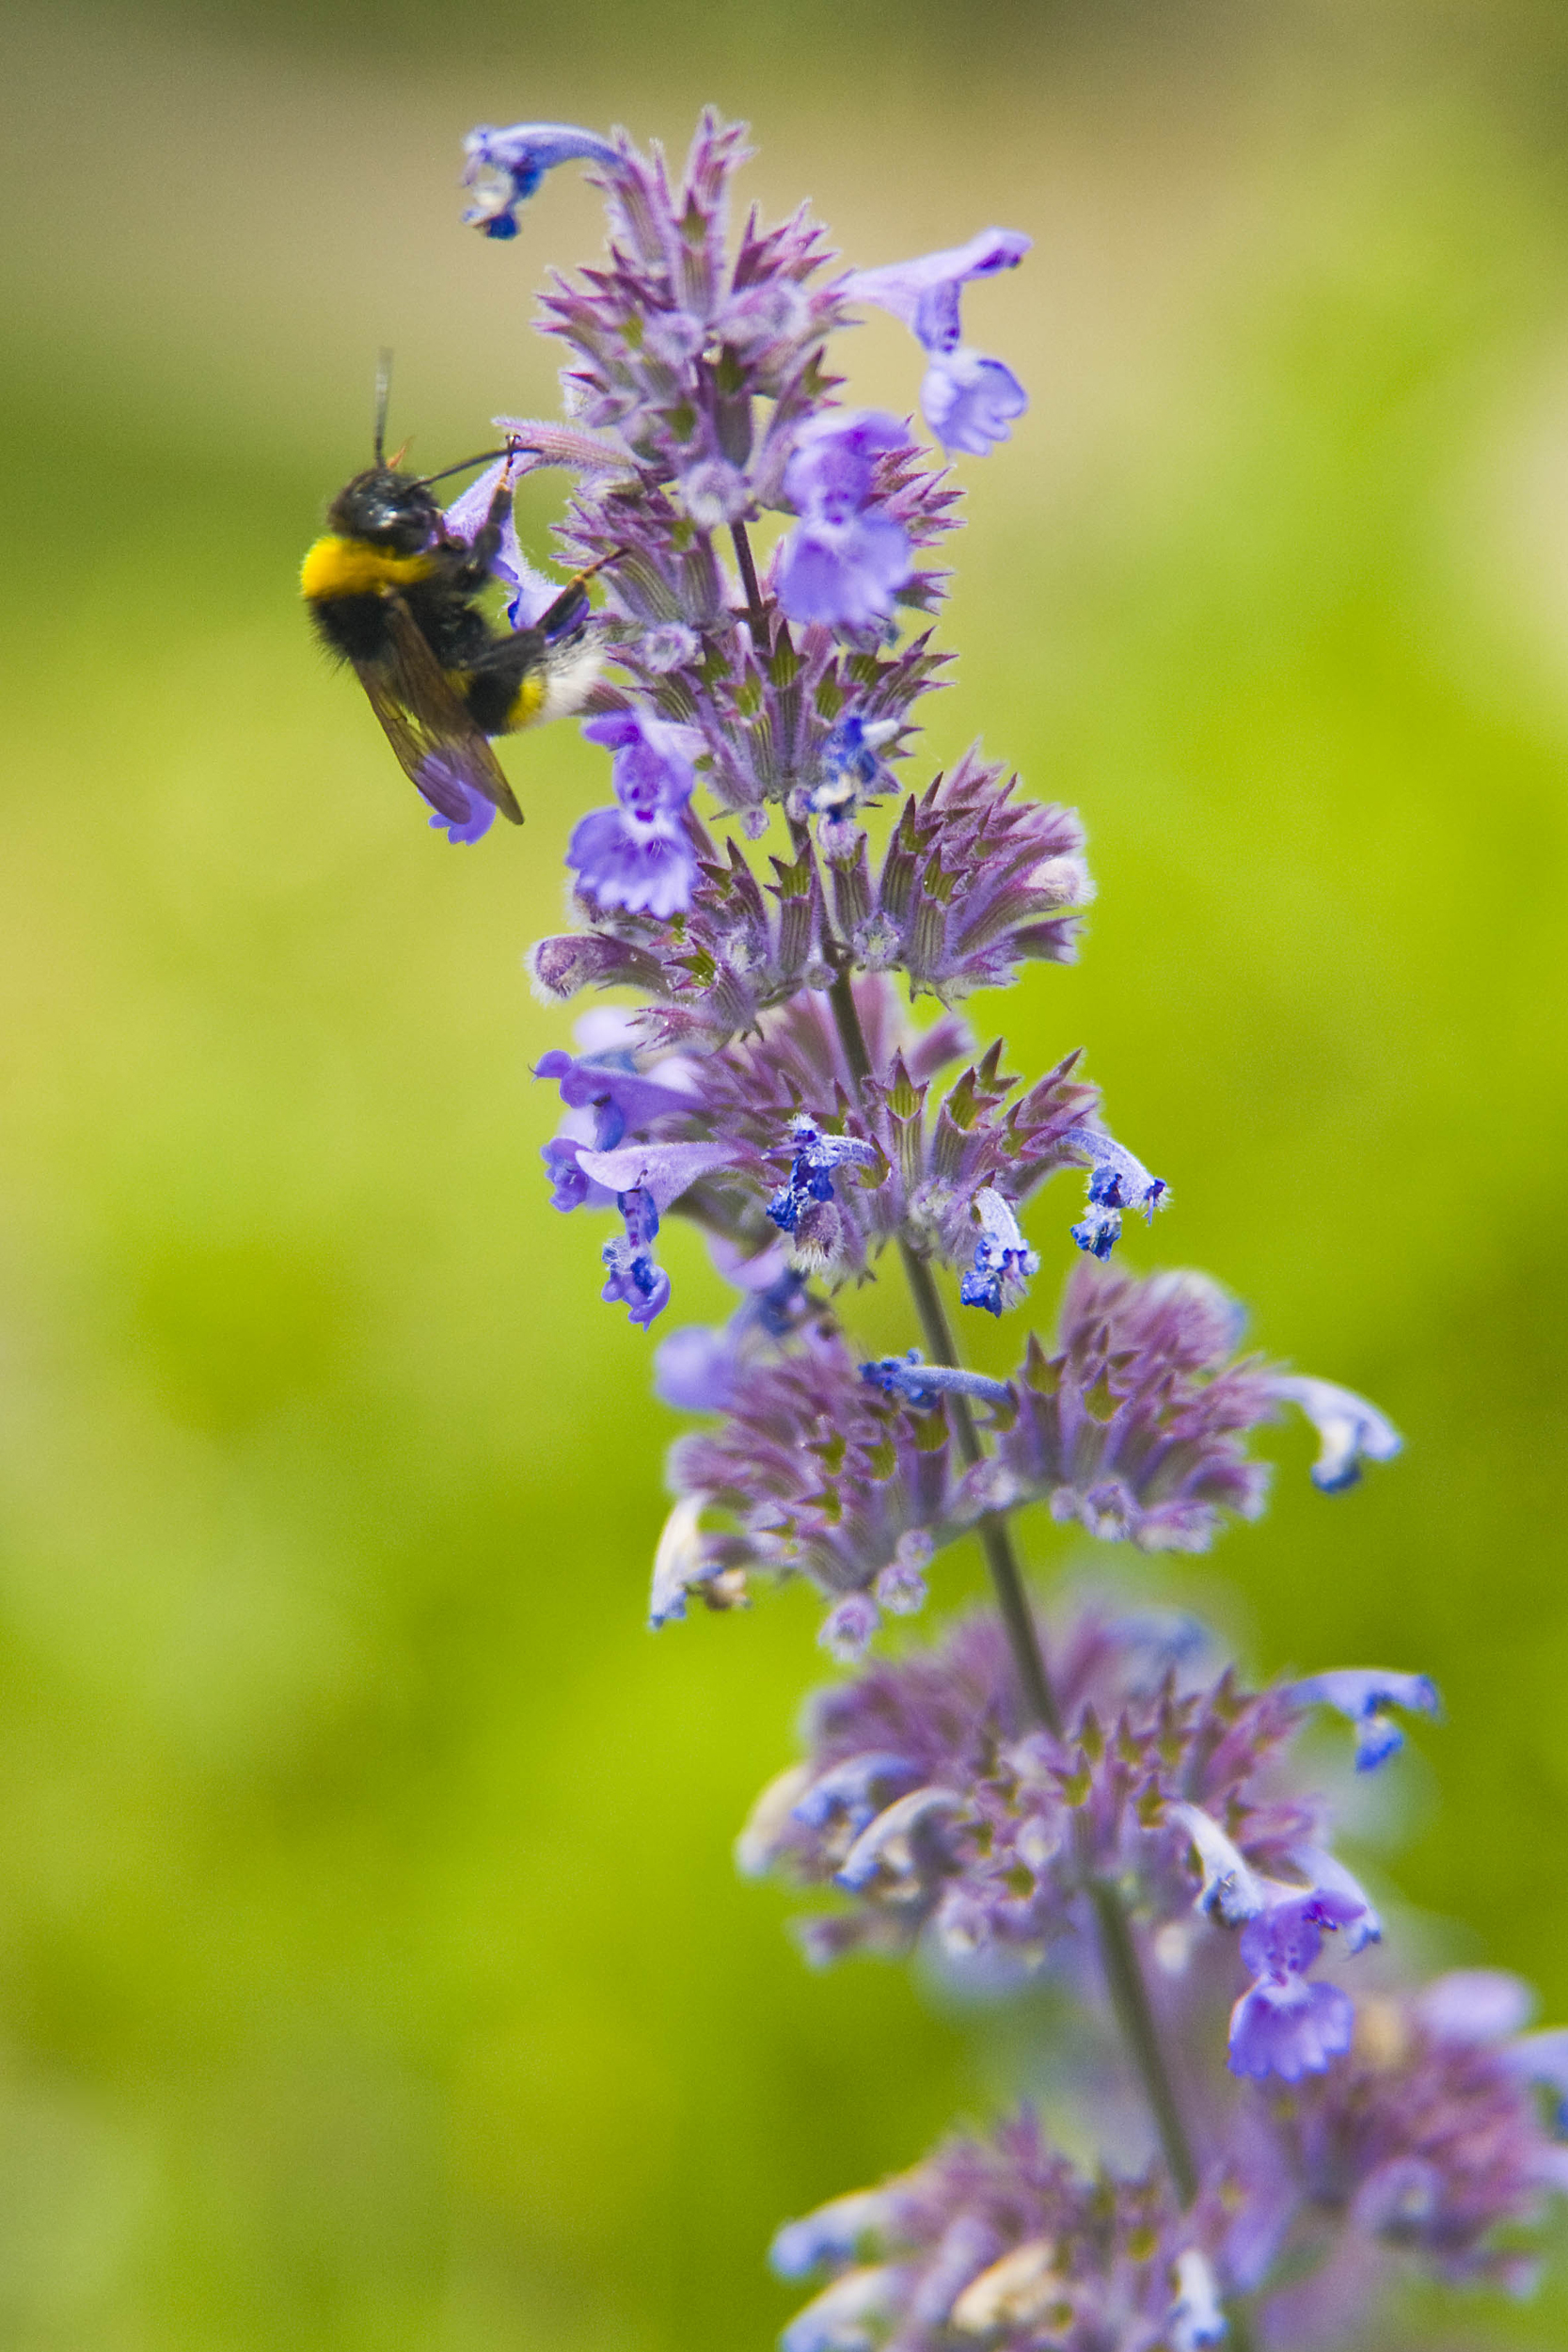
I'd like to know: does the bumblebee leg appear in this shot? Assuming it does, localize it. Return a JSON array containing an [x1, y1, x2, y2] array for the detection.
[[450, 444, 523, 588], [534, 548, 625, 643]]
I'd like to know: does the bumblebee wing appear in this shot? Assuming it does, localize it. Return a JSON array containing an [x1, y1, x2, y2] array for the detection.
[[353, 595, 525, 827]]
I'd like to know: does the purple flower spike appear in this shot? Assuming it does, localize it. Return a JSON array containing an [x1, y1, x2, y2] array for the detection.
[[1291, 1667, 1441, 1770], [1272, 1374, 1402, 1492], [461, 120, 619, 239], [843, 228, 1032, 453]]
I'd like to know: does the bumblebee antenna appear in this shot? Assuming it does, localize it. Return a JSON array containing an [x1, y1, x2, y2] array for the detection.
[[420, 448, 515, 489], [373, 348, 393, 466]]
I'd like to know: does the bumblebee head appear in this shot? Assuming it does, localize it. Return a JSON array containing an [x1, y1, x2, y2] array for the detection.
[[328, 467, 441, 554]]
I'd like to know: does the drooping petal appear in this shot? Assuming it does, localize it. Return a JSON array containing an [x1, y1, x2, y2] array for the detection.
[[461, 119, 619, 239], [843, 229, 1032, 354], [1290, 1666, 1440, 1767], [575, 1137, 739, 1211], [1272, 1374, 1402, 1493]]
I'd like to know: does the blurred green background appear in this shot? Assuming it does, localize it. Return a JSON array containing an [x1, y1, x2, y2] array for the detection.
[[2, 1, 1568, 2343]]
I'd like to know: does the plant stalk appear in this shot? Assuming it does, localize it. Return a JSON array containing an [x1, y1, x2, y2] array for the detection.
[[729, 520, 770, 653], [826, 966, 1206, 2220]]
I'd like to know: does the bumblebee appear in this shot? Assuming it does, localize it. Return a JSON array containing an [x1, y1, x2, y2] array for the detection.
[[301, 366, 605, 830]]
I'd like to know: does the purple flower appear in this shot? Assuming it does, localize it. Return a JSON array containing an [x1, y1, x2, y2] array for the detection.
[[566, 711, 704, 918], [1062, 1125, 1169, 1259], [776, 410, 913, 630], [460, 119, 619, 240], [536, 1026, 697, 1153], [1227, 1879, 1373, 2083], [958, 1187, 1039, 1317], [860, 1354, 1013, 1411], [775, 516, 912, 632], [1229, 1969, 1355, 2086], [1291, 1667, 1441, 1770], [600, 1185, 671, 1328], [806, 715, 901, 821], [843, 228, 1032, 454], [582, 709, 703, 819], [767, 1114, 883, 1251], [1271, 1374, 1403, 1492], [921, 348, 1029, 457]]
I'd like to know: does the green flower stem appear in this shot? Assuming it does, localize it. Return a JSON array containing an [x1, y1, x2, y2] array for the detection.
[[826, 966, 1208, 2225]]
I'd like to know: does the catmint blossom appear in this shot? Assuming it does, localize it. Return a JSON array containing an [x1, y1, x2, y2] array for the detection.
[[844, 228, 1032, 453], [1273, 1373, 1404, 1491], [438, 106, 1551, 2345], [958, 1186, 1039, 1316], [1291, 1666, 1442, 1769], [461, 119, 619, 239], [600, 1185, 670, 1328], [565, 711, 704, 918], [1062, 1124, 1169, 1259], [776, 409, 913, 629], [1227, 1887, 1364, 2083]]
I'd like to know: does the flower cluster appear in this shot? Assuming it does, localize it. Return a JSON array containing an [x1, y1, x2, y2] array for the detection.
[[773, 1992, 1568, 2352], [772, 2113, 1224, 2352], [656, 1259, 1383, 1648], [432, 102, 1545, 2352], [738, 1603, 1402, 2060]]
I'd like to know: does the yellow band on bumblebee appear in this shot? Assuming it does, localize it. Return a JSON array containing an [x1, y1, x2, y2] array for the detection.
[[299, 535, 438, 602]]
